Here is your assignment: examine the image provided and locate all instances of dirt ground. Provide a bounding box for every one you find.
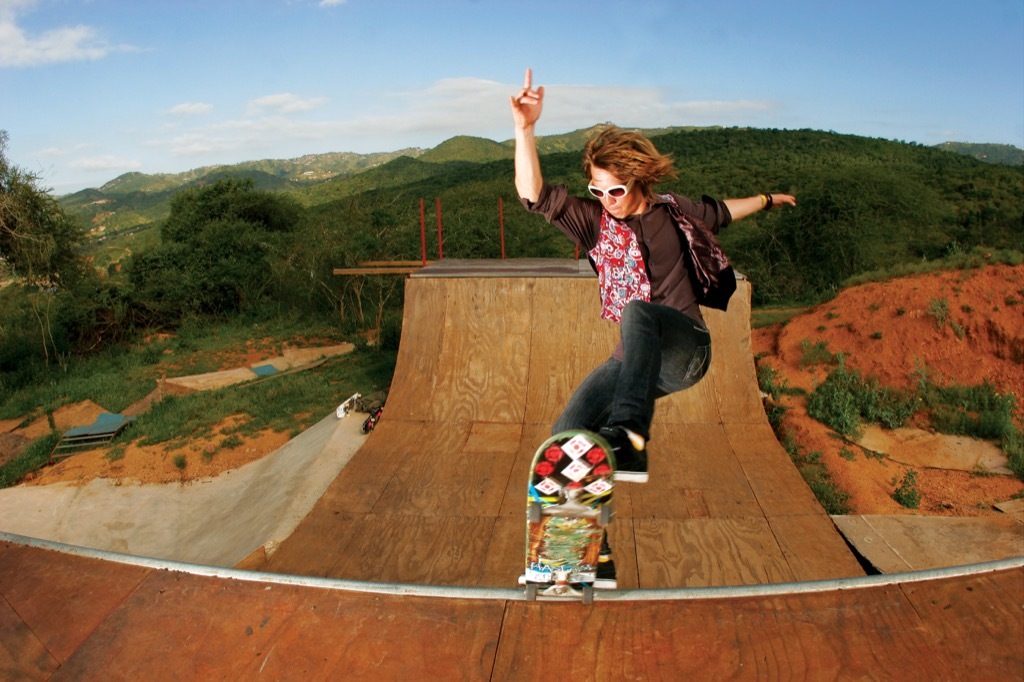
[6,265,1024,517]
[753,262,1024,517]
[10,338,338,487]
[21,416,292,487]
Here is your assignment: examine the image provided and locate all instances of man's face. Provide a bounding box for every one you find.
[588,167,646,219]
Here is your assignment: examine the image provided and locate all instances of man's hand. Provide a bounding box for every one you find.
[510,67,544,129]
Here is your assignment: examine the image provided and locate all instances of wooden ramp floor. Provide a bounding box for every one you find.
[258,259,864,588]
[2,537,1021,680]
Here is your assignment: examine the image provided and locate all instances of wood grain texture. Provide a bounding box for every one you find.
[267,260,861,588]
[3,536,1021,679]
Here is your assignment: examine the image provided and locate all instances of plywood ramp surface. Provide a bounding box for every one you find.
[266,259,863,588]
[2,540,1021,680]
[833,514,1024,573]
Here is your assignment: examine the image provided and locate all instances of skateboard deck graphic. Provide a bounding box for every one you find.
[523,430,615,602]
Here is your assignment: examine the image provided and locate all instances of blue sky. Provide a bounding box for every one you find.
[2,0,1022,195]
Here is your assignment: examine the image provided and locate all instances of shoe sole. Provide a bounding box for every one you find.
[613,470,649,483]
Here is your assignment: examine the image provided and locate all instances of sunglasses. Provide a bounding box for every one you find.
[587,179,633,199]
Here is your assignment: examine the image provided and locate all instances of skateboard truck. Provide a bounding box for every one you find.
[526,570,594,603]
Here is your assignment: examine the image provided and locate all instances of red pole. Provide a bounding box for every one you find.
[499,196,506,259]
[436,197,443,260]
[419,199,427,266]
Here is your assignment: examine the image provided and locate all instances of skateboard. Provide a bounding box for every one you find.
[336,392,362,418]
[523,430,615,603]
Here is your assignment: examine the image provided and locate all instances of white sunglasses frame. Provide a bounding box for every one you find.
[587,179,634,199]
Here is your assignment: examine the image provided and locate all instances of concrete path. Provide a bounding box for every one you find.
[0,412,365,566]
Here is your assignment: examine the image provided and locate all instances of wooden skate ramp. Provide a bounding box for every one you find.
[263,259,864,587]
[3,258,1022,679]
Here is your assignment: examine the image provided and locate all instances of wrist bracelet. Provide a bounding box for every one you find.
[759,194,768,208]
[764,193,774,210]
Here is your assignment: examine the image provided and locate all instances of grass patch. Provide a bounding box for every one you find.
[0,431,61,488]
[756,364,785,402]
[220,434,244,450]
[0,313,351,422]
[916,376,1024,479]
[807,359,917,439]
[782,435,852,515]
[799,339,839,368]
[806,360,1024,481]
[756,366,851,515]
[918,379,1017,440]
[840,247,1023,289]
[0,314,397,488]
[751,307,809,329]
[133,348,395,448]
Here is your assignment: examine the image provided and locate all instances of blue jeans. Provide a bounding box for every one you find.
[552,300,712,440]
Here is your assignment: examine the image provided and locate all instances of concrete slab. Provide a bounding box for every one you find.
[0,412,366,566]
[162,343,355,392]
[857,425,1011,474]
[995,497,1024,522]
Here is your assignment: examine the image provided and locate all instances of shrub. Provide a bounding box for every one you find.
[892,470,921,509]
[799,339,839,368]
[756,364,784,401]
[807,359,916,439]
[926,297,950,330]
[922,380,1016,440]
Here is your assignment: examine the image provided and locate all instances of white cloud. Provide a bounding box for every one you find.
[368,77,775,141]
[140,77,778,164]
[35,142,93,157]
[246,93,328,116]
[319,0,348,7]
[168,102,213,117]
[0,0,137,67]
[67,154,141,172]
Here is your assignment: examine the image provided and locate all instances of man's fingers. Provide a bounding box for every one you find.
[516,84,543,104]
[523,67,532,90]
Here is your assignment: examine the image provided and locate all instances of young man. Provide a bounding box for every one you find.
[511,68,796,483]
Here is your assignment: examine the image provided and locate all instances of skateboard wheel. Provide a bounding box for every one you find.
[582,585,594,604]
[528,501,542,523]
[526,583,538,601]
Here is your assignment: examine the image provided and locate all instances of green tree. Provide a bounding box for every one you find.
[127,178,301,324]
[0,131,88,288]
[762,166,951,298]
[0,131,103,373]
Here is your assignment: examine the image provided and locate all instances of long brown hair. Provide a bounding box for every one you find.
[582,125,677,202]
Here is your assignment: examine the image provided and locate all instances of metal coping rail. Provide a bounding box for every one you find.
[3,530,1022,603]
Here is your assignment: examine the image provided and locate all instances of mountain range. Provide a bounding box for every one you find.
[58,127,1022,247]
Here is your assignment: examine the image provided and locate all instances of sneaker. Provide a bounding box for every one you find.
[599,426,649,483]
[594,534,617,589]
